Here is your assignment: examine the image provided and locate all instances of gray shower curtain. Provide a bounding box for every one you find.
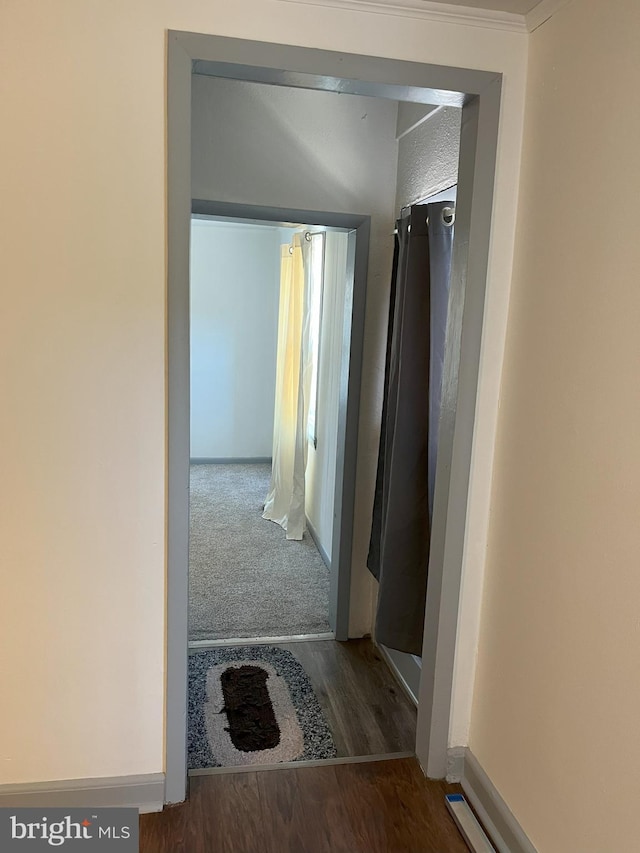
[368,202,454,656]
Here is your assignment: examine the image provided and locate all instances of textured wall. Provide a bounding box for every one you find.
[470,1,640,850]
[395,107,461,211]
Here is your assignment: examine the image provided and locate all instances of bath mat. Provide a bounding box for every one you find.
[188,646,337,769]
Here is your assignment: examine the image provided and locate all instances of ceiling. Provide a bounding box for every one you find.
[421,0,542,13]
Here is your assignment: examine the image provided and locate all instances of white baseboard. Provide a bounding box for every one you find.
[190,457,272,464]
[447,748,537,853]
[377,643,421,705]
[0,773,166,814]
[305,517,331,569]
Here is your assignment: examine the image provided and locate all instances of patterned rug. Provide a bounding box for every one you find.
[188,646,337,769]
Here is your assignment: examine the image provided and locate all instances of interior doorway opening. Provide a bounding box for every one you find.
[188,200,372,648]
[184,203,417,776]
[168,32,503,804]
[188,214,352,646]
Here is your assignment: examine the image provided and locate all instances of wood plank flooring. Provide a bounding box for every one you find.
[275,639,417,757]
[140,758,468,853]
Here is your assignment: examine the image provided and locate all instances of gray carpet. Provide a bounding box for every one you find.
[189,464,330,641]
[188,646,336,769]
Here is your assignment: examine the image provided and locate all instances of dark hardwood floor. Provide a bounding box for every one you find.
[141,758,468,853]
[275,638,417,757]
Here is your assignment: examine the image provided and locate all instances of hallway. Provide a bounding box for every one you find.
[269,639,417,757]
[140,757,468,853]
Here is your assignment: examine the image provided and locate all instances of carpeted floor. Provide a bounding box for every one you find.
[189,464,330,641]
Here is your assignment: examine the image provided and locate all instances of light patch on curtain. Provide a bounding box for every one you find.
[306,232,326,449]
[263,231,326,540]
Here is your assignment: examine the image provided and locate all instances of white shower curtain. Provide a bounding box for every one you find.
[262,233,313,540]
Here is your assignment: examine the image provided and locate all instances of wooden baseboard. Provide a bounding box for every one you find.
[0,773,165,814]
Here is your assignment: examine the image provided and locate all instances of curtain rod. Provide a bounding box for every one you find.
[288,231,324,253]
[392,203,456,235]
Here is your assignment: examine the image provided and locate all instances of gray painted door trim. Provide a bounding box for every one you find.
[191,197,370,643]
[417,80,502,778]
[167,31,502,804]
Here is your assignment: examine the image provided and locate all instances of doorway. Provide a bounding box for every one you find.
[187,199,371,647]
[188,215,343,644]
[168,33,501,803]
[184,202,414,775]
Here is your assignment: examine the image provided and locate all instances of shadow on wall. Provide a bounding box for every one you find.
[192,75,395,216]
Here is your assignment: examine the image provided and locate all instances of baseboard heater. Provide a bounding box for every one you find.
[446,794,497,853]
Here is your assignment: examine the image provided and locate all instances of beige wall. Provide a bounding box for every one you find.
[0,0,526,786]
[470,1,640,850]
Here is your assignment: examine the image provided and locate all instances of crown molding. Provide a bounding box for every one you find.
[279,0,575,34]
[526,0,572,32]
[278,0,528,34]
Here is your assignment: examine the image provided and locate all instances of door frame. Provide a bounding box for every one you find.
[167,31,502,804]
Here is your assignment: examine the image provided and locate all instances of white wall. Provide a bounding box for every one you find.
[190,219,280,459]
[192,76,400,634]
[0,0,527,788]
[305,231,350,558]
